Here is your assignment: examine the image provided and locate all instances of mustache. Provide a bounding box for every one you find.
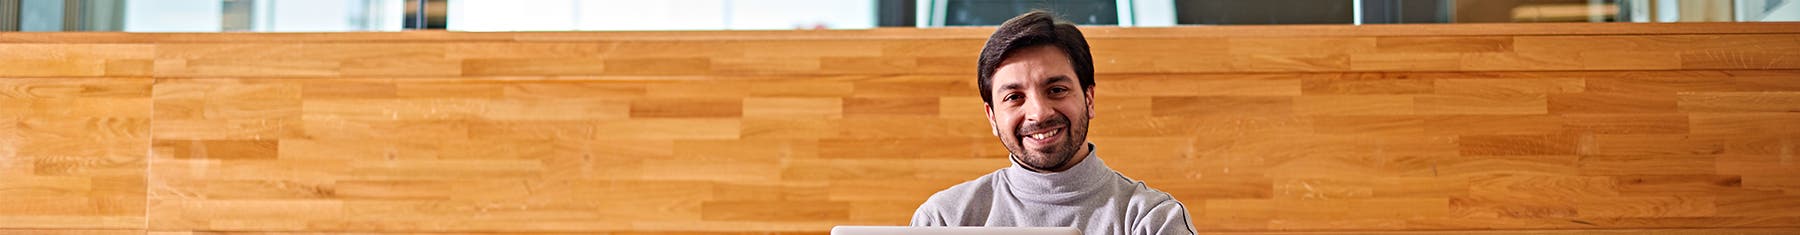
[1017,114,1069,134]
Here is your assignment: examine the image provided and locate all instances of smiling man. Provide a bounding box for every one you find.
[909,11,1196,235]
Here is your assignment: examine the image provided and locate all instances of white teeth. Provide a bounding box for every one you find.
[1026,129,1058,140]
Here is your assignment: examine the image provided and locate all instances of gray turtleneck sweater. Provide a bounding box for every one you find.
[911,144,1196,235]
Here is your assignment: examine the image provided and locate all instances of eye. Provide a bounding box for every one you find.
[1003,93,1024,101]
[1048,86,1068,94]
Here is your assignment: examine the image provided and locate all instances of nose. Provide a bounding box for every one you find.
[1022,95,1051,123]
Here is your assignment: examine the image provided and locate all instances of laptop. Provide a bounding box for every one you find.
[831,226,1082,235]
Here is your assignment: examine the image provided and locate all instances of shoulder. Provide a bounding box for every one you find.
[1110,173,1197,235]
[921,169,1003,210]
[914,169,1006,225]
[1104,172,1181,210]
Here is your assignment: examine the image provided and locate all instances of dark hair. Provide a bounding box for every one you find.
[977,10,1096,105]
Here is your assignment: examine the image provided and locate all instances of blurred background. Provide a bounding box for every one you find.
[0,0,1795,32]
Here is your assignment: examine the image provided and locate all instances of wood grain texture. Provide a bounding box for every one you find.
[0,77,151,231]
[2,23,1799,234]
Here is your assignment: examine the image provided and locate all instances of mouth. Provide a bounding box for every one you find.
[1018,125,1066,146]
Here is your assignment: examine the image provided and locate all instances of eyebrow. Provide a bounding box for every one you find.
[997,75,1074,92]
[1043,75,1071,87]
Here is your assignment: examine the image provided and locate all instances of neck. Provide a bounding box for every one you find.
[1002,143,1111,205]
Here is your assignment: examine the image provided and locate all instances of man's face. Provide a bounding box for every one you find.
[985,45,1095,173]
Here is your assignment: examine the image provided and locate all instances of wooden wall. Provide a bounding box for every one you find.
[2,22,1799,234]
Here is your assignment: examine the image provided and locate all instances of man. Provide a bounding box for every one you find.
[910,11,1197,235]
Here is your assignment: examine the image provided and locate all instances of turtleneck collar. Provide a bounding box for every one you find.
[1001,143,1114,205]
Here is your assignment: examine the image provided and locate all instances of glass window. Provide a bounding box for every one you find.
[125,0,221,32]
[262,0,404,31]
[3,0,404,32]
[1453,0,1622,23]
[936,0,1118,26]
[1740,0,1800,21]
[446,0,876,31]
[1174,0,1355,25]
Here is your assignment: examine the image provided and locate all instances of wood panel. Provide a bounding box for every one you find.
[2,23,1799,234]
[0,77,152,231]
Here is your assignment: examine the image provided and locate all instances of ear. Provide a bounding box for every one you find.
[1084,85,1097,119]
[985,103,1000,137]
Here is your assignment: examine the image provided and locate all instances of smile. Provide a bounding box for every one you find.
[1025,129,1059,140]
[1019,126,1065,144]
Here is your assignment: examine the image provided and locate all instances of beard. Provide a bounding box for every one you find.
[1000,111,1090,172]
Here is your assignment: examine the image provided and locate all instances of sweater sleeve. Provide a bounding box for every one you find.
[1136,199,1197,235]
[911,202,946,226]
